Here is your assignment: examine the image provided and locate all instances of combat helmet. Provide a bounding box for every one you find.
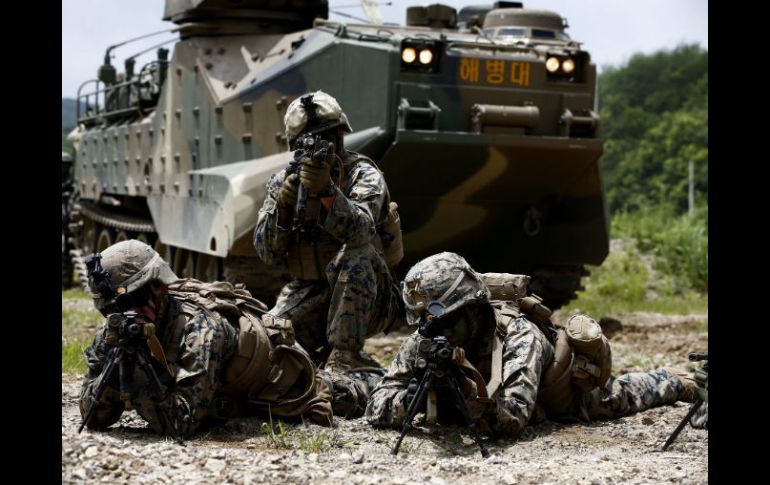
[402,252,491,327]
[86,239,178,313]
[283,90,352,147]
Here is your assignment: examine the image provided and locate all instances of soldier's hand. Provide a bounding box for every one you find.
[467,396,496,422]
[300,155,331,194]
[278,173,300,209]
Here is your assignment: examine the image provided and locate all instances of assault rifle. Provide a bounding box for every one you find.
[286,133,331,233]
[79,254,184,444]
[391,301,490,458]
[661,352,708,451]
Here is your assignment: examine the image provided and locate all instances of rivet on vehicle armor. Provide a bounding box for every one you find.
[174,182,180,192]
[161,127,165,136]
[175,109,182,118]
[193,107,200,116]
[161,156,166,164]
[215,106,223,115]
[242,134,252,143]
[205,63,213,70]
[204,48,212,55]
[218,47,225,55]
[215,135,223,145]
[174,153,181,163]
[176,67,182,76]
[242,103,252,112]
[149,127,154,136]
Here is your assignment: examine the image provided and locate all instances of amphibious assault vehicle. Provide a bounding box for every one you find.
[65,0,607,307]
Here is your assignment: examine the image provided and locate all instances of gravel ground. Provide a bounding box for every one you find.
[62,311,707,484]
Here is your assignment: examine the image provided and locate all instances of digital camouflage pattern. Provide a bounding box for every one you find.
[254,150,399,357]
[81,288,381,436]
[367,293,697,435]
[401,252,490,325]
[80,297,237,435]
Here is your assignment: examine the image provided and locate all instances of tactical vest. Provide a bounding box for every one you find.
[168,279,333,424]
[481,275,612,419]
[286,152,403,280]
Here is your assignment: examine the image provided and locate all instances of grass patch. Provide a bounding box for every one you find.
[261,408,293,449]
[566,210,708,318]
[62,308,103,339]
[62,288,91,300]
[62,291,101,375]
[260,408,345,453]
[62,340,89,373]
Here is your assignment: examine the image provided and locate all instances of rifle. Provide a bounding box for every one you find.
[79,254,184,444]
[391,301,490,458]
[286,133,331,234]
[661,352,708,451]
[79,311,184,444]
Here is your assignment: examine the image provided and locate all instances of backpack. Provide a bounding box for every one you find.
[168,278,333,423]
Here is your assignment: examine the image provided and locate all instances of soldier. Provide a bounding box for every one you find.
[62,151,74,287]
[254,90,402,371]
[366,252,707,436]
[79,240,377,438]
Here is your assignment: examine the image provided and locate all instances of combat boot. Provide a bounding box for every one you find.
[324,348,382,372]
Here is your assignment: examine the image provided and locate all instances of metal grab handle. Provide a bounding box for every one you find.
[470,104,540,133]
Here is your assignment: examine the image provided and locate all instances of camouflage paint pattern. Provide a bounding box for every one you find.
[366,302,694,436]
[69,1,607,306]
[255,151,399,356]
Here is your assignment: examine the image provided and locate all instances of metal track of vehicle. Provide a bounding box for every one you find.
[79,201,155,233]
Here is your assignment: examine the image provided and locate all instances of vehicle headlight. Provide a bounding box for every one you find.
[562,58,575,73]
[546,57,560,73]
[401,39,441,73]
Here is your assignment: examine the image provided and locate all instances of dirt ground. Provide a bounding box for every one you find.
[62,310,707,484]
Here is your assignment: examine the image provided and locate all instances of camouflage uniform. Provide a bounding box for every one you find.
[253,92,399,364]
[366,252,700,435]
[80,240,377,437]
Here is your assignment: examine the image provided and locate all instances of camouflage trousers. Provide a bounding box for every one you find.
[269,244,400,362]
[319,368,385,418]
[575,368,689,421]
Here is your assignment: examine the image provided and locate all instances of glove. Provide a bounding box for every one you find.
[467,396,496,422]
[277,173,299,209]
[300,141,335,194]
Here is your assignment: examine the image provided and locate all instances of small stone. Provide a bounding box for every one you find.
[352,452,364,464]
[641,416,655,425]
[308,453,318,463]
[331,470,346,479]
[339,453,352,461]
[84,446,98,458]
[205,459,226,473]
[72,468,87,480]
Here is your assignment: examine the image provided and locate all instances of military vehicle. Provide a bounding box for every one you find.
[65,0,607,307]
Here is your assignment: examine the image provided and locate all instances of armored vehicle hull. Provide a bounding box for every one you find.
[67,1,608,307]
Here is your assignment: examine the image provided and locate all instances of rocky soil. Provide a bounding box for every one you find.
[62,311,707,484]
